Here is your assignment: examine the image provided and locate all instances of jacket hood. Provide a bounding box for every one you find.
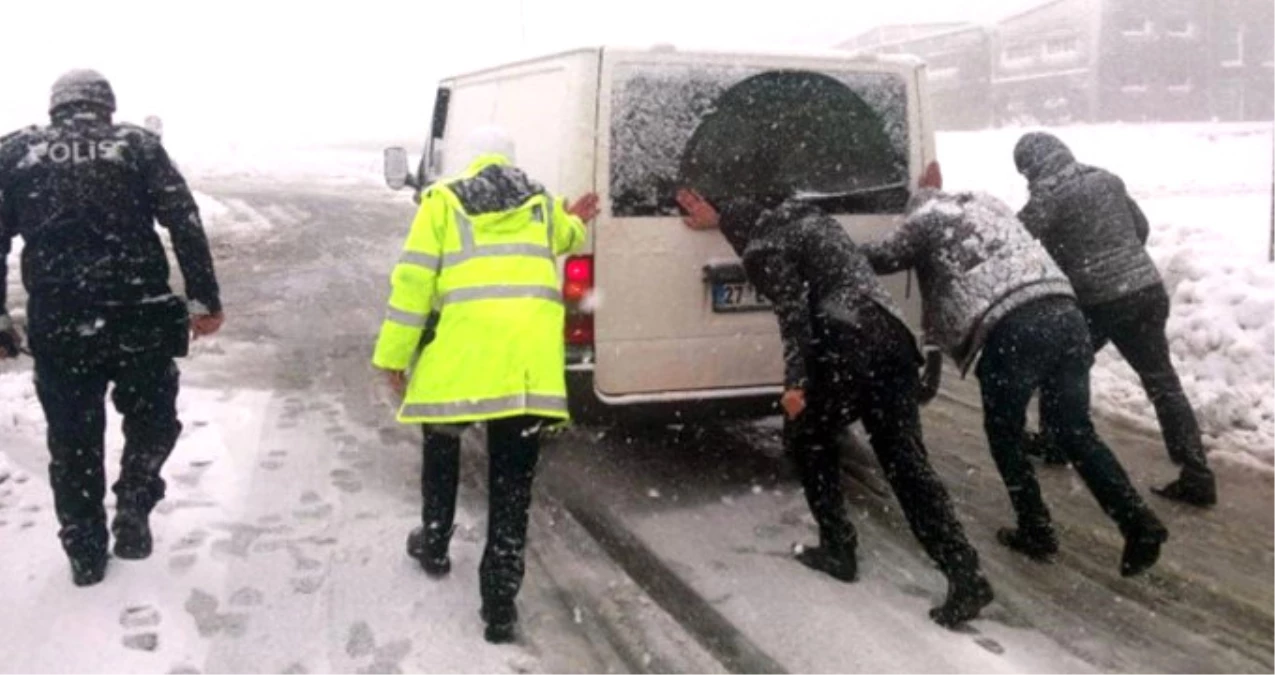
[1014,132,1076,182]
[716,195,787,255]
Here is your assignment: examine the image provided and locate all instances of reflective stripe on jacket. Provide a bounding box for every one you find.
[372,154,587,423]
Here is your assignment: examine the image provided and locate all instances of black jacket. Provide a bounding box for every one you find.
[0,111,220,354]
[719,198,917,390]
[1014,132,1160,307]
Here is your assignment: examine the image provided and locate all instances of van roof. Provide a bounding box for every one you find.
[439,45,923,83]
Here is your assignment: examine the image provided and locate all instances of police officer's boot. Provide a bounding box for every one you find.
[480,602,518,644]
[112,495,154,560]
[407,524,454,577]
[61,520,109,587]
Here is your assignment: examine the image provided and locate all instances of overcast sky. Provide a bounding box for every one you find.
[0,0,1036,151]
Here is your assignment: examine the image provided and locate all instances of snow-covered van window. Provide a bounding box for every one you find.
[609,63,910,217]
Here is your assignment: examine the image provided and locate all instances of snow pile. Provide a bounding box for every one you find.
[940,122,1274,469]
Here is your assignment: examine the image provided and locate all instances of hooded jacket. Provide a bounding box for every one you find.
[1014,132,1161,306]
[862,190,1075,375]
[718,197,916,390]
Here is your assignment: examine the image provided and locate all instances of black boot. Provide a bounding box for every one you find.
[112,509,153,560]
[70,553,108,587]
[61,520,109,587]
[793,541,857,583]
[480,602,517,644]
[1152,469,1217,508]
[930,572,993,628]
[1023,431,1067,466]
[996,525,1059,562]
[407,526,452,577]
[1120,517,1169,577]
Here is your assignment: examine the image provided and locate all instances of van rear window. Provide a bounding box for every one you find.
[610,63,910,217]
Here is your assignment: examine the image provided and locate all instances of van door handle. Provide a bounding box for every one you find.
[702,262,748,284]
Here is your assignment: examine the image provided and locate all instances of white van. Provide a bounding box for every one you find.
[384,46,941,422]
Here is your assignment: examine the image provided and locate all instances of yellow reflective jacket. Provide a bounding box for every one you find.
[372,154,587,424]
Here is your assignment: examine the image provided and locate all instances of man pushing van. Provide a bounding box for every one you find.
[677,188,994,628]
[373,126,598,643]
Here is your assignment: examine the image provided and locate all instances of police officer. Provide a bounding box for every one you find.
[676,188,994,629]
[0,70,224,586]
[862,189,1167,576]
[373,126,598,644]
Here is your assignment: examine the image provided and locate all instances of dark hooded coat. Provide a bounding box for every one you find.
[1014,132,1161,307]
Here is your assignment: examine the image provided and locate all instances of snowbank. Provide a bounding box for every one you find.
[939,122,1274,469]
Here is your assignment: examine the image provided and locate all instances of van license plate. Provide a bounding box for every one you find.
[711,282,771,313]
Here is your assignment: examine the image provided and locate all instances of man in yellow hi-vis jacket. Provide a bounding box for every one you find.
[373,126,598,644]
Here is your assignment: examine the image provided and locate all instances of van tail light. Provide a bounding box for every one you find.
[563,255,593,305]
[920,160,943,190]
[563,255,594,346]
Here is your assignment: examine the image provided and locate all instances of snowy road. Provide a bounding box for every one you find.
[0,170,1271,673]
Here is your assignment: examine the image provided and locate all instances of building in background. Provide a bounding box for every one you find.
[845,23,995,130]
[838,0,1274,128]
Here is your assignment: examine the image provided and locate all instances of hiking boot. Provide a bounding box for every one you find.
[481,603,517,644]
[70,553,108,587]
[1023,431,1067,466]
[1120,519,1169,577]
[930,573,994,628]
[1152,470,1217,508]
[407,526,452,577]
[112,509,153,560]
[793,542,857,583]
[996,526,1059,562]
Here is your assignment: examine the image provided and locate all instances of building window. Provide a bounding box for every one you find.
[1165,16,1196,39]
[1167,77,1193,94]
[1122,17,1152,37]
[1002,43,1036,66]
[1120,74,1148,94]
[1220,26,1245,67]
[1043,36,1080,57]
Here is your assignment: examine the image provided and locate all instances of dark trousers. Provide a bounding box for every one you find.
[980,298,1154,535]
[785,307,980,578]
[421,415,544,617]
[1084,285,1210,477]
[34,352,182,557]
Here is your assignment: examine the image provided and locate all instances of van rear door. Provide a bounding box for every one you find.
[592,49,926,400]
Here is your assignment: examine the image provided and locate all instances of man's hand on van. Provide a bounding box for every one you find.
[781,388,806,420]
[675,188,719,230]
[566,193,600,222]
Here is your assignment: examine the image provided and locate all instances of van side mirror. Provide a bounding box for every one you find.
[384,147,417,191]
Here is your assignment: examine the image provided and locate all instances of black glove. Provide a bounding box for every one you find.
[918,345,943,405]
[0,315,21,358]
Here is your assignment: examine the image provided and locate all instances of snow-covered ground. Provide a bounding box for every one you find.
[939,122,1274,470]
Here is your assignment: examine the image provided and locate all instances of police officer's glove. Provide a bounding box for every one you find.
[918,345,943,405]
[0,314,22,359]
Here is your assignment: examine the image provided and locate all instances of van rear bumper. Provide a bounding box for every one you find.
[566,366,781,424]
